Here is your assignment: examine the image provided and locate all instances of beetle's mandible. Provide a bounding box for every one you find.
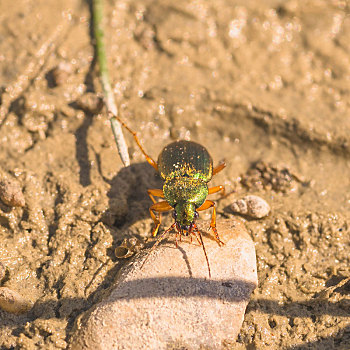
[115,116,226,277]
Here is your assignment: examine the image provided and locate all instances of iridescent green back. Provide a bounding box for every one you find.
[157,140,213,182]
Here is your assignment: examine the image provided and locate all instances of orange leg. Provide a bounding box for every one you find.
[149,200,173,236]
[197,200,224,246]
[213,162,226,176]
[208,185,225,197]
[112,114,158,171]
[147,189,164,204]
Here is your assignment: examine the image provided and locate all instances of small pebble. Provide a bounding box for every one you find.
[69,219,257,350]
[49,62,73,87]
[75,93,104,114]
[0,287,33,314]
[0,178,25,207]
[22,112,48,134]
[230,195,270,219]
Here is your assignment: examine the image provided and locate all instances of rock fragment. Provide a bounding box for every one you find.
[230,195,270,219]
[0,178,25,207]
[69,219,257,350]
[75,93,104,114]
[0,287,33,314]
[49,62,73,87]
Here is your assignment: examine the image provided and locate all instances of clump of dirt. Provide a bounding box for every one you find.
[240,161,300,193]
[0,0,349,349]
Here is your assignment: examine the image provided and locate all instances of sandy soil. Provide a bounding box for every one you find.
[0,0,349,349]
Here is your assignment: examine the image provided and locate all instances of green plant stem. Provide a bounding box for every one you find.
[93,0,130,166]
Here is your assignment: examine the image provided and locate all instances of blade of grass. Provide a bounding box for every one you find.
[92,0,130,166]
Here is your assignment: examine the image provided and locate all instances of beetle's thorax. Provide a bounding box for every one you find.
[163,177,208,208]
[163,177,208,228]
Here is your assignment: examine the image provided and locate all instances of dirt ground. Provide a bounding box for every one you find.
[0,0,349,349]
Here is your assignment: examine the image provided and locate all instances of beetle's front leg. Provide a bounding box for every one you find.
[147,189,164,204]
[197,200,224,246]
[208,185,226,197]
[149,201,172,237]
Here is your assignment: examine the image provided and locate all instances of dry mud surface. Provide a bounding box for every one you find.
[0,0,349,349]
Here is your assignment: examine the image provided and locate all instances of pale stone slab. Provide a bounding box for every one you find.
[70,219,257,350]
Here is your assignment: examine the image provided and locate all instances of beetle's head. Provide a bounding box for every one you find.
[173,202,199,235]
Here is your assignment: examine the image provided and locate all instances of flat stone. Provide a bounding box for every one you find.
[0,287,33,314]
[69,219,257,350]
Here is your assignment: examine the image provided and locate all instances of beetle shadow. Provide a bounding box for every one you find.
[98,160,164,245]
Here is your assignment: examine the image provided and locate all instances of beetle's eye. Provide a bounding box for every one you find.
[172,211,177,219]
[194,211,199,219]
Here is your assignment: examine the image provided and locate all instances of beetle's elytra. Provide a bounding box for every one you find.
[158,140,213,182]
[115,117,226,277]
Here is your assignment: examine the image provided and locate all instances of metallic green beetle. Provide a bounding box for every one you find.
[116,117,226,277]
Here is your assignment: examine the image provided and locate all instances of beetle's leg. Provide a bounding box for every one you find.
[212,162,226,176]
[208,185,226,197]
[197,200,224,246]
[112,114,158,171]
[175,232,179,247]
[190,225,202,246]
[148,190,166,235]
[149,201,173,237]
[147,189,164,204]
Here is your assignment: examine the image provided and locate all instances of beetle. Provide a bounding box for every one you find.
[115,116,226,277]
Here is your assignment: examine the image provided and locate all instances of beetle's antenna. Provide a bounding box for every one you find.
[192,223,211,278]
[140,223,176,270]
[109,112,158,171]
